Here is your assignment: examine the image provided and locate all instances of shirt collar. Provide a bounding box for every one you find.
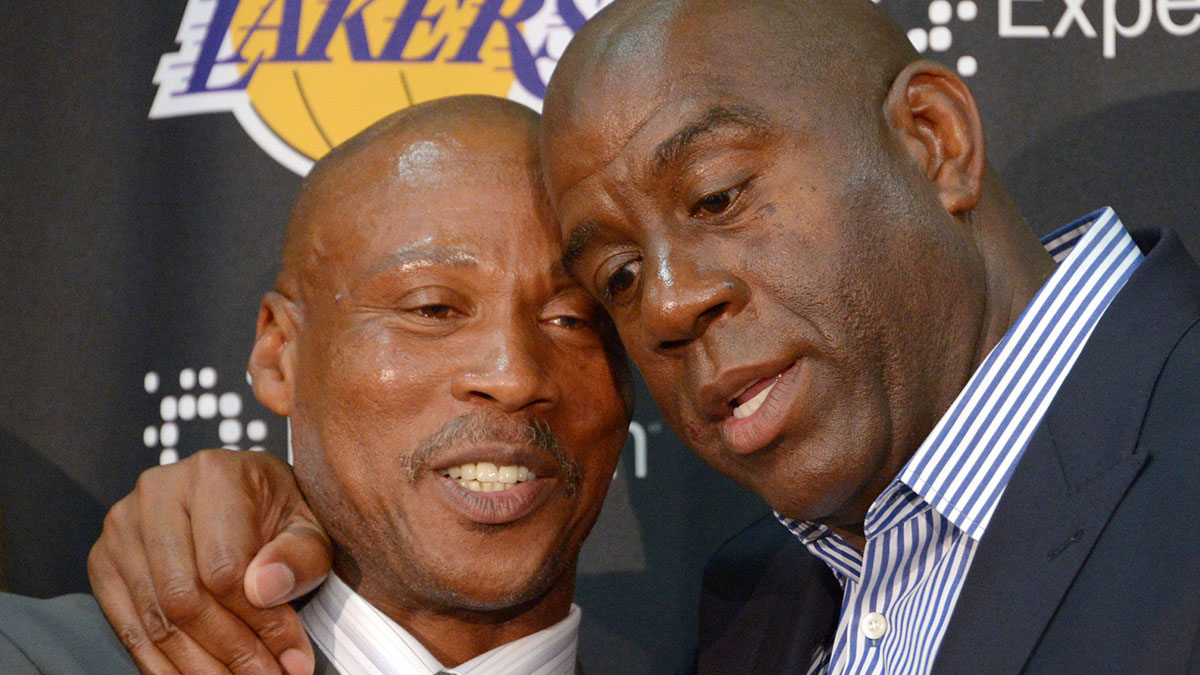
[299,573,581,675]
[779,207,1143,547]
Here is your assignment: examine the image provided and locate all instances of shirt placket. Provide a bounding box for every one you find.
[831,488,929,675]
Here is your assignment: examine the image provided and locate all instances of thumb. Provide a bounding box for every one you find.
[244,512,332,608]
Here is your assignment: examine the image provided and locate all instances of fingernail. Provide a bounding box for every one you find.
[280,648,314,675]
[250,561,296,606]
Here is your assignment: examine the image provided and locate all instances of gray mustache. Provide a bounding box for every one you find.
[403,410,581,497]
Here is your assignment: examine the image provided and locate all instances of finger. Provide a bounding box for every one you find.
[186,462,315,675]
[137,471,282,675]
[210,602,313,675]
[88,539,218,675]
[230,452,332,610]
[244,517,332,608]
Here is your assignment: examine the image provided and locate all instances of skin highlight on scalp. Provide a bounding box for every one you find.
[278,95,545,302]
[544,0,919,172]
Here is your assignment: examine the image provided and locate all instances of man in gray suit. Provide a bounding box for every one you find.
[1,95,630,675]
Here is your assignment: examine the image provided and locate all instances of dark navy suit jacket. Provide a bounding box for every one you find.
[692,230,1200,674]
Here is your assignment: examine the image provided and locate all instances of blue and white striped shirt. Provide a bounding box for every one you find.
[299,573,580,675]
[778,208,1143,675]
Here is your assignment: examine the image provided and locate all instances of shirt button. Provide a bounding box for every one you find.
[861,612,889,640]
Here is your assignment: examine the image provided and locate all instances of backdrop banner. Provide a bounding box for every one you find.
[1,1,1196,672]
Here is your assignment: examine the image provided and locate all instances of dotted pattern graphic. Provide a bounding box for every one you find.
[877,0,980,77]
[143,368,268,465]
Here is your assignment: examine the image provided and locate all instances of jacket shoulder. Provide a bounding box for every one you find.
[0,592,137,674]
[693,516,839,674]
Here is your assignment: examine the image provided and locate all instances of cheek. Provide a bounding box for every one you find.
[548,347,628,501]
[294,325,463,480]
[635,363,709,449]
[323,327,448,413]
[561,365,628,466]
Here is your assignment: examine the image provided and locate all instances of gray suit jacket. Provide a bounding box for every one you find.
[0,592,137,673]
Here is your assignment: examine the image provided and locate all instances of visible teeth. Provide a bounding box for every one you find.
[441,462,536,491]
[455,481,508,492]
[732,380,777,419]
[476,462,498,482]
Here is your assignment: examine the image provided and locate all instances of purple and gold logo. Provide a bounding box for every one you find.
[150,0,608,174]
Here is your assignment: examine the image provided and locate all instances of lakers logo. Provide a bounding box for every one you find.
[150,0,607,175]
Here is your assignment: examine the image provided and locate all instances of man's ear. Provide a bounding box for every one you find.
[249,292,299,416]
[884,60,986,215]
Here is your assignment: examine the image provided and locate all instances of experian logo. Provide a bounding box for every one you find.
[999,0,1199,57]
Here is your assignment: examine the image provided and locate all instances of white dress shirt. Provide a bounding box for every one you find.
[299,573,581,675]
[778,208,1144,674]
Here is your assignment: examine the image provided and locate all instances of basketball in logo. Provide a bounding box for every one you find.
[151,0,605,175]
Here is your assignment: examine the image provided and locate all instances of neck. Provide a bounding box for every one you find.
[969,178,1057,371]
[828,525,868,551]
[826,182,1055,554]
[336,558,576,668]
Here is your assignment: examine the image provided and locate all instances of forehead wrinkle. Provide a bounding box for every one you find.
[652,104,774,173]
[366,244,481,277]
[545,90,671,202]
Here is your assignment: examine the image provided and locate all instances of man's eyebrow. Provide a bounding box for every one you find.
[653,104,773,171]
[368,244,480,275]
[562,223,597,272]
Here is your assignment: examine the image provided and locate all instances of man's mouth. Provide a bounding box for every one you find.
[730,374,783,419]
[439,461,537,493]
[409,411,578,525]
[431,456,556,525]
[718,360,808,455]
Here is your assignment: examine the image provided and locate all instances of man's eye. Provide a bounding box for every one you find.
[603,260,640,302]
[548,315,587,329]
[414,304,455,319]
[691,186,741,217]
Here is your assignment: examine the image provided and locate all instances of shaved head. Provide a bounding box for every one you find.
[553,0,920,88]
[278,95,544,301]
[544,0,919,166]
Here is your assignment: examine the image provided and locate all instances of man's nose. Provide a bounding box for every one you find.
[641,247,746,354]
[450,322,561,413]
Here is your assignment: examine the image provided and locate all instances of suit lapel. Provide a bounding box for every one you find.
[930,425,1146,675]
[933,230,1200,675]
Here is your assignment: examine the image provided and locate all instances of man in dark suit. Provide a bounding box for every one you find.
[541,1,1200,672]
[693,225,1200,673]
[88,0,1200,673]
[6,95,628,675]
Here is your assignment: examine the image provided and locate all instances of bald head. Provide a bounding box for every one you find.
[278,95,544,300]
[545,0,918,158]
